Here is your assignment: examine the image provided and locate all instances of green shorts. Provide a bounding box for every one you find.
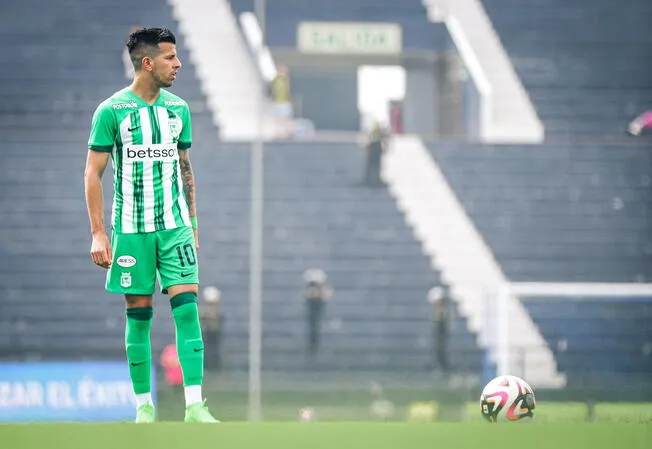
[106,226,199,295]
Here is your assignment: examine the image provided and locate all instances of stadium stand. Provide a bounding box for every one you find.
[428,141,652,385]
[198,142,482,373]
[482,0,652,140]
[425,0,652,387]
[428,142,652,284]
[0,0,649,393]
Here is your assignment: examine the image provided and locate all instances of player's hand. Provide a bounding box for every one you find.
[193,229,200,253]
[90,232,113,269]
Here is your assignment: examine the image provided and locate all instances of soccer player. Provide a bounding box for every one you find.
[84,27,218,423]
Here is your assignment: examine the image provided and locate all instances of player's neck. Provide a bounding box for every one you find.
[129,77,161,105]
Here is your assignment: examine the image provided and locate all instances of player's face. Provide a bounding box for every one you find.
[151,43,182,88]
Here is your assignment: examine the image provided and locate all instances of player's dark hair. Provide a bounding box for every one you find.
[126,27,176,70]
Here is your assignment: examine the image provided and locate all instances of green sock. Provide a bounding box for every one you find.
[171,292,204,386]
[125,307,153,395]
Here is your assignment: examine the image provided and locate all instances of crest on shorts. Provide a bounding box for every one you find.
[121,272,132,288]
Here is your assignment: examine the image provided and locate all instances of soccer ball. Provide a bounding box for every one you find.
[480,375,536,423]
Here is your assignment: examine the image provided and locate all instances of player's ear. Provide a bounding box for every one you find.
[141,56,154,72]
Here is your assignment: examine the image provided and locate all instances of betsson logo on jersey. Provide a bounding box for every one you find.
[124,144,178,161]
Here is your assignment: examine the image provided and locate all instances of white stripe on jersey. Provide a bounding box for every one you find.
[139,108,155,232]
[176,158,192,227]
[142,161,155,232]
[119,116,135,233]
[111,147,118,231]
[156,108,179,229]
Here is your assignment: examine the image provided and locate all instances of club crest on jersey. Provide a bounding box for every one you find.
[121,272,132,288]
[168,116,182,139]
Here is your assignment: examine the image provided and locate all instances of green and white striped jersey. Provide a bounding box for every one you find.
[88,87,192,234]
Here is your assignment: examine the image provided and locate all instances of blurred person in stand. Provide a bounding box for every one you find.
[303,268,333,358]
[389,101,403,135]
[160,343,183,387]
[364,121,390,187]
[200,286,224,372]
[270,65,294,138]
[428,284,451,375]
[627,110,652,136]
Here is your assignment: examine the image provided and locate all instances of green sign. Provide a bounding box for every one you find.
[298,22,402,55]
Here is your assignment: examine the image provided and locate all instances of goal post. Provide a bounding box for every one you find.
[508,283,652,299]
[489,282,652,385]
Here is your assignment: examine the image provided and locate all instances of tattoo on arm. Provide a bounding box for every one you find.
[179,154,197,217]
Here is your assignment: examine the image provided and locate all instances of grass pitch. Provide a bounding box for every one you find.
[1,422,650,449]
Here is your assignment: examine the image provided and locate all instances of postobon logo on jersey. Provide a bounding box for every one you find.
[124,144,178,161]
[113,102,137,110]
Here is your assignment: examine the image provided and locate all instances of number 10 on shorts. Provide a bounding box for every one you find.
[176,243,196,267]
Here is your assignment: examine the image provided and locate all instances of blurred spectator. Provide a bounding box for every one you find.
[627,111,652,136]
[364,121,390,187]
[389,100,404,135]
[303,268,333,358]
[122,25,143,80]
[428,285,451,374]
[270,65,294,138]
[200,286,224,372]
[160,343,183,387]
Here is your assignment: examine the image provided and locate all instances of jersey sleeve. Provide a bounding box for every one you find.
[88,102,117,152]
[178,104,192,150]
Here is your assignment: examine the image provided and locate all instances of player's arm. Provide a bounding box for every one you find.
[85,101,116,268]
[84,150,112,268]
[178,149,196,217]
[178,149,199,250]
[177,102,198,249]
[84,150,110,235]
